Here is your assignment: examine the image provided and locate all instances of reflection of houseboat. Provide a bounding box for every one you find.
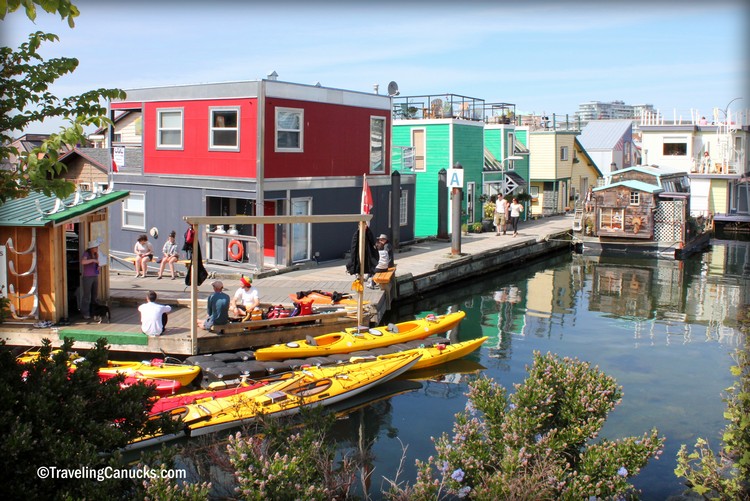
[575,165,710,259]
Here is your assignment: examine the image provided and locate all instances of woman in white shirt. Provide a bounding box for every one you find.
[509,198,524,237]
[133,234,154,278]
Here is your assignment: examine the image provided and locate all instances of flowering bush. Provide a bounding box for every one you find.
[674,313,750,498]
[226,411,357,500]
[385,351,664,499]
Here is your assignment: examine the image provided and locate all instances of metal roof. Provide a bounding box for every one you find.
[578,119,633,150]
[593,180,663,194]
[0,190,129,227]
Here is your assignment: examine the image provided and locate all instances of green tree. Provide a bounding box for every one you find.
[0,1,125,203]
[0,338,181,500]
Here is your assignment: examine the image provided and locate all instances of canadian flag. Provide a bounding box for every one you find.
[111,159,118,173]
[361,175,373,215]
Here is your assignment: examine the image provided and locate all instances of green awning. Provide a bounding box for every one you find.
[0,190,129,227]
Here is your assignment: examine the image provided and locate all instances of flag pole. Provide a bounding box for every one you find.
[358,174,366,331]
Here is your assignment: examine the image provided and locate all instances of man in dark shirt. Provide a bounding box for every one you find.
[198,280,230,330]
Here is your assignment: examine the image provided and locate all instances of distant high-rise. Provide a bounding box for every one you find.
[576,100,654,124]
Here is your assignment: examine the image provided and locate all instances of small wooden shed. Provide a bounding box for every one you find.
[0,189,129,323]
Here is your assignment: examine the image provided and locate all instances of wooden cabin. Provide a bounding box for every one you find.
[0,190,128,324]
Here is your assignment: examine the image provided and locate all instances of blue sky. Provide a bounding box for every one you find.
[2,0,748,133]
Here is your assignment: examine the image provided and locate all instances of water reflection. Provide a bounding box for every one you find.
[376,241,747,500]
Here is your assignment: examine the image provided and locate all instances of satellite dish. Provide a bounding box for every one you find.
[387,81,400,96]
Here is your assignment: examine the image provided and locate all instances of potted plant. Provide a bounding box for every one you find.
[482,198,496,232]
[472,222,483,233]
[584,217,594,236]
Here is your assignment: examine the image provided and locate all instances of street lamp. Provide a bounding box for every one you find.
[721,97,743,122]
[500,155,524,196]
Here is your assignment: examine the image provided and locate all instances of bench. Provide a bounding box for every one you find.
[211,310,349,334]
[120,256,195,276]
[372,267,397,303]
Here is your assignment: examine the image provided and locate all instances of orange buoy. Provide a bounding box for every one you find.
[227,239,244,261]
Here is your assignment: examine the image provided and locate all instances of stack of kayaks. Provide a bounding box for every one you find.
[128,352,421,449]
[253,311,466,361]
[17,350,199,394]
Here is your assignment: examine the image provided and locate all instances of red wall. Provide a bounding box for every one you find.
[263,98,390,178]
[134,98,258,177]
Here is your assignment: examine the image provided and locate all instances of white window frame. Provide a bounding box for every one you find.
[370,116,386,173]
[209,107,240,151]
[560,146,569,161]
[275,107,304,152]
[156,108,183,149]
[412,128,426,172]
[630,191,640,205]
[122,192,146,230]
[400,189,408,226]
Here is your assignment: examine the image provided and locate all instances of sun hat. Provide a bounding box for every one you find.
[87,237,102,249]
[240,276,252,287]
[378,234,388,240]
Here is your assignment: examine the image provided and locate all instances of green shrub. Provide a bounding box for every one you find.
[471,222,483,233]
[674,315,750,499]
[385,351,664,499]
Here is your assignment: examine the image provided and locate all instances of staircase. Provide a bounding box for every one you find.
[572,204,584,231]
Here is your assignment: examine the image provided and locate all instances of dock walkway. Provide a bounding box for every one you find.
[3,216,574,355]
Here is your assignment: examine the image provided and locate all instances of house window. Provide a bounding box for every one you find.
[210,108,239,150]
[156,109,183,149]
[560,146,569,161]
[113,133,122,143]
[663,137,687,156]
[599,207,624,231]
[122,192,145,229]
[370,116,386,173]
[412,129,426,172]
[400,189,408,226]
[275,107,303,152]
[630,191,640,205]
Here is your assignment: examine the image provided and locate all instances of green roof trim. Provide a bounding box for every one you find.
[0,190,129,227]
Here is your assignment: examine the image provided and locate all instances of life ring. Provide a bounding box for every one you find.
[227,240,244,261]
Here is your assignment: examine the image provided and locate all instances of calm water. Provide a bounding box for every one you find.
[333,240,748,500]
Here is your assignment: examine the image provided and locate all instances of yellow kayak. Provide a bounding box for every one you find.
[98,360,201,387]
[17,351,200,387]
[173,352,421,437]
[366,336,488,371]
[254,311,466,361]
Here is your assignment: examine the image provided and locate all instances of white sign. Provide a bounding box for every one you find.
[113,147,125,170]
[402,147,414,170]
[447,168,464,189]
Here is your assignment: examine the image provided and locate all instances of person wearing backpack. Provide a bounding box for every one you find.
[182,222,195,260]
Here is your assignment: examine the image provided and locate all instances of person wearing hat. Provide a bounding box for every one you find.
[157,230,179,280]
[230,275,260,318]
[80,238,101,319]
[368,234,394,289]
[198,280,230,330]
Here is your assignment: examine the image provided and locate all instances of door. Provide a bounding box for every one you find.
[291,198,311,262]
[412,129,425,172]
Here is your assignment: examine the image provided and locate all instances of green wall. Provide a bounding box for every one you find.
[393,122,484,237]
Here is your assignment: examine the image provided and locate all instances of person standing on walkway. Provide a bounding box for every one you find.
[198,280,230,330]
[80,239,101,319]
[509,197,524,237]
[158,230,179,280]
[495,196,509,236]
[138,290,171,336]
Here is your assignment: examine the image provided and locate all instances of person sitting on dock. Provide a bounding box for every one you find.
[230,275,260,319]
[198,280,230,330]
[139,290,172,336]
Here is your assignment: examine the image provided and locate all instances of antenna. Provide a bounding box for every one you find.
[387,81,400,96]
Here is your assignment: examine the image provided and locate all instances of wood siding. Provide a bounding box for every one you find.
[595,186,654,239]
[263,97,390,179]
[142,98,259,178]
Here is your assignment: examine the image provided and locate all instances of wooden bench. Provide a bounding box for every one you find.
[372,267,397,303]
[211,310,349,335]
[119,256,196,276]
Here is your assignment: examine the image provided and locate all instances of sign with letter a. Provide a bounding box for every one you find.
[447,168,464,189]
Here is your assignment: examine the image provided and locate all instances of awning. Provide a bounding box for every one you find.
[505,171,527,188]
[0,190,129,227]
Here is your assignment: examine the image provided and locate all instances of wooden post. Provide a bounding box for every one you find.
[190,223,198,355]
[357,220,366,331]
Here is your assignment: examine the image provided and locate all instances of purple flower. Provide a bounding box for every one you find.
[451,468,465,482]
[440,461,450,474]
[458,485,472,498]
[618,466,628,477]
[535,434,543,443]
